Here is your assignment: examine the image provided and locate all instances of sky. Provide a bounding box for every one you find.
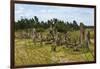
[15,4,94,26]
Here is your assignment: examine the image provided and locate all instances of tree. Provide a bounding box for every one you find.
[73,20,79,30]
[34,16,39,23]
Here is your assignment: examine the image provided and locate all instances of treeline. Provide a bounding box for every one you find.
[15,16,82,32]
[85,26,94,29]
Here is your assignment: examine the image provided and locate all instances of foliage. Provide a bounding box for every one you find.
[15,16,80,32]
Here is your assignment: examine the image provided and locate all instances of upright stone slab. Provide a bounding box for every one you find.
[80,23,85,46]
[87,31,90,43]
[85,31,90,49]
[38,32,43,46]
[32,28,36,45]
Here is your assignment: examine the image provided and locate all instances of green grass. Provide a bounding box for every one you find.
[15,38,94,66]
[15,29,95,66]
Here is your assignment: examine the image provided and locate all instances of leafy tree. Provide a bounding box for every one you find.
[34,16,39,23]
[15,16,83,33]
[73,20,79,30]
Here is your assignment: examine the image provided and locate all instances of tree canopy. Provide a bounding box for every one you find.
[15,16,81,32]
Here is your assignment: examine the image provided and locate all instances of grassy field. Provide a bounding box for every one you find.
[15,30,95,66]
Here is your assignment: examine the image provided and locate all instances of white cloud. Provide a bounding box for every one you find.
[15,4,94,25]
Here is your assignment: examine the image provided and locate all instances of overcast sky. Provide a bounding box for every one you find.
[15,4,94,26]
